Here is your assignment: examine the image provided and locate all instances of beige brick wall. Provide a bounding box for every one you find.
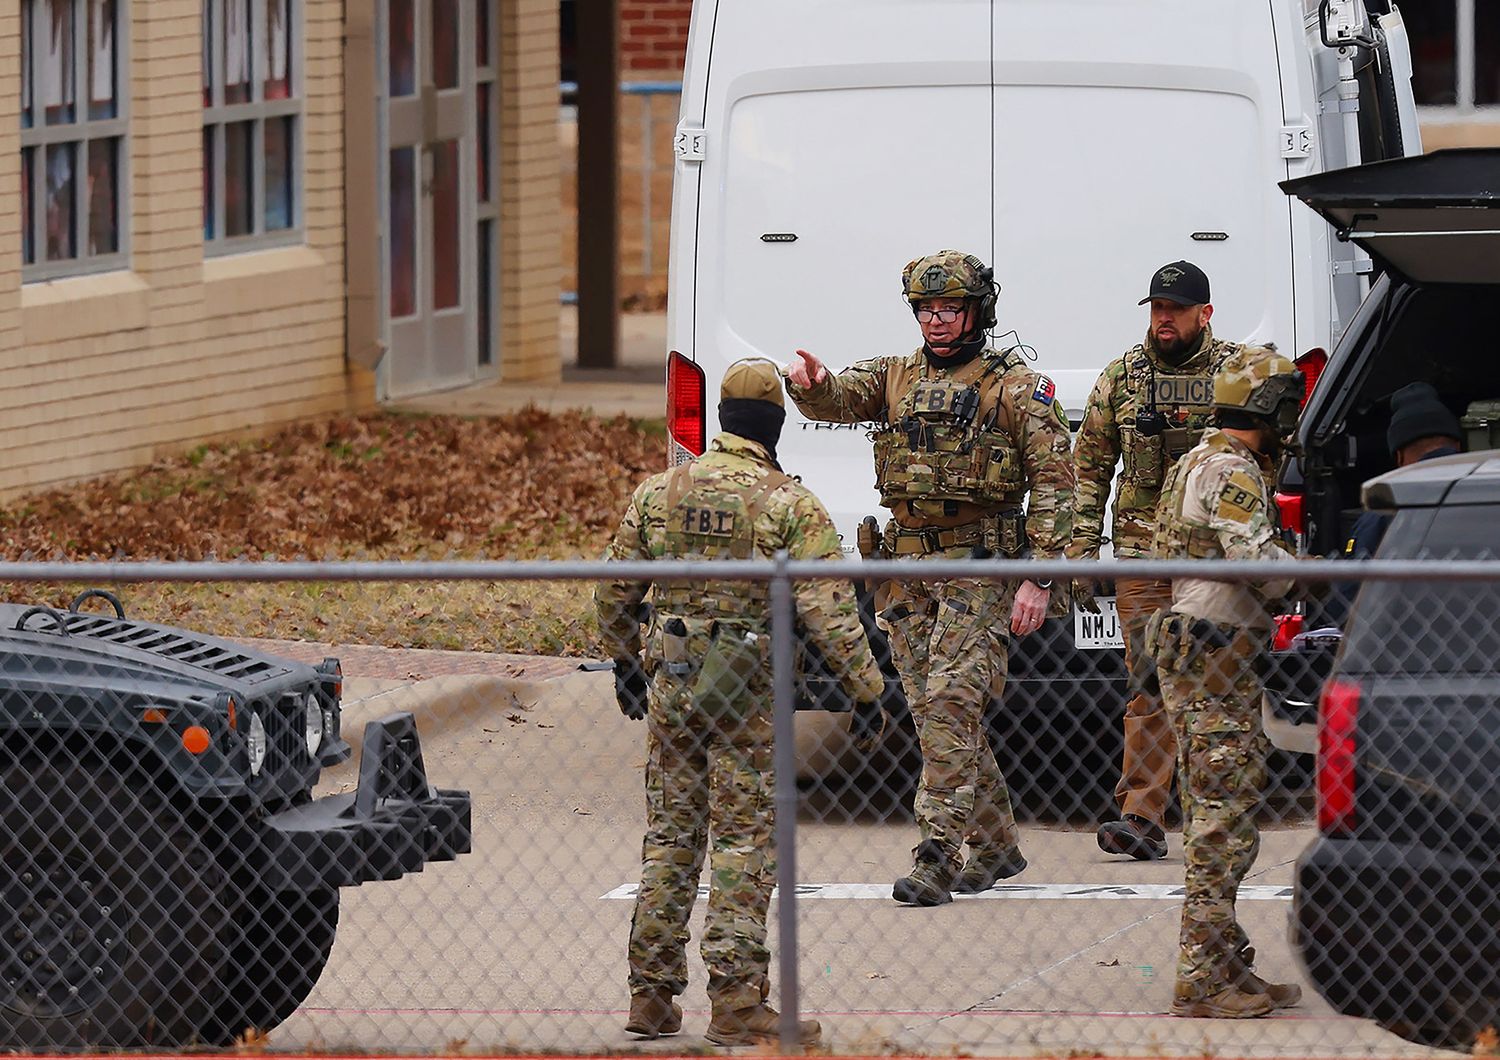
[498,0,562,383]
[1419,116,1500,150]
[0,0,373,499]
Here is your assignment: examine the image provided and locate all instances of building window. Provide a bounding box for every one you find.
[202,0,301,250]
[20,0,128,280]
[1405,0,1500,110]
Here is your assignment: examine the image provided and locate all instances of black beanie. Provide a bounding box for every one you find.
[1386,382,1462,455]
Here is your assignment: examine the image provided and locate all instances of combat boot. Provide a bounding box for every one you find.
[892,839,954,906]
[624,988,682,1038]
[1097,814,1168,861]
[1230,946,1302,1009]
[951,845,1027,893]
[705,1002,821,1047]
[1171,981,1275,1019]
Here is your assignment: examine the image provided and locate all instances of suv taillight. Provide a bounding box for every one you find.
[1274,489,1306,539]
[1318,677,1360,835]
[1272,612,1305,652]
[667,351,705,462]
[1295,347,1328,408]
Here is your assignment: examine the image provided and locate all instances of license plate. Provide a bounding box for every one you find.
[1074,596,1124,650]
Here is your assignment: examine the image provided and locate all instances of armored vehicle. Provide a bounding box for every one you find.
[0,590,471,1049]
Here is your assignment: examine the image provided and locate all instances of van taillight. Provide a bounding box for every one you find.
[1318,677,1360,835]
[1296,347,1328,408]
[1275,490,1306,536]
[667,351,705,460]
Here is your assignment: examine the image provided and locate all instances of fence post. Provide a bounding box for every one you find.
[770,549,802,1050]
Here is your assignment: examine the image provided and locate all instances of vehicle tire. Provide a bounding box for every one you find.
[199,886,339,1044]
[0,754,229,1049]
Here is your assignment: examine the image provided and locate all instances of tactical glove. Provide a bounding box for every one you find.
[849,698,886,754]
[1071,578,1101,615]
[613,657,650,721]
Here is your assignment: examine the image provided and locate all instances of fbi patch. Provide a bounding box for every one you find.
[1032,376,1056,404]
[1216,470,1265,525]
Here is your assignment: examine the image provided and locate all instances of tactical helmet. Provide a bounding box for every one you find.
[1213,345,1304,432]
[901,250,999,330]
[721,358,784,407]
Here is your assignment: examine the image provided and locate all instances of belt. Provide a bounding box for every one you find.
[885,521,984,556]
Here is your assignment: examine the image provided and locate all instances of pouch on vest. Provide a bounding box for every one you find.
[692,623,765,721]
[1121,425,1165,490]
[980,510,1027,557]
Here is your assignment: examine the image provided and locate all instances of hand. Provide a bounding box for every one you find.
[787,349,828,389]
[849,698,886,754]
[613,657,649,720]
[1071,578,1100,615]
[1010,580,1051,637]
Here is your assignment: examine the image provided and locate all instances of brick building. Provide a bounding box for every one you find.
[618,0,690,77]
[3,0,560,497]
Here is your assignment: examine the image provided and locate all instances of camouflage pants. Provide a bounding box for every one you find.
[628,665,775,1011]
[880,552,1019,869]
[1154,617,1267,994]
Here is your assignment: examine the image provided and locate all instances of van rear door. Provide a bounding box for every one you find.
[686,0,993,541]
[989,0,1292,416]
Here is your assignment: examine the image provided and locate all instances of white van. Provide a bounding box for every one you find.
[662,0,1421,797]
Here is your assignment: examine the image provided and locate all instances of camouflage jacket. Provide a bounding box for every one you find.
[1072,324,1240,559]
[785,347,1075,559]
[1151,428,1296,630]
[594,432,882,700]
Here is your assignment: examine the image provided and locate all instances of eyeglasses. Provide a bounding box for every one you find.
[915,307,965,323]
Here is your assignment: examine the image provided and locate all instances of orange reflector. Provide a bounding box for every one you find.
[141,708,167,724]
[227,697,237,729]
[182,726,212,755]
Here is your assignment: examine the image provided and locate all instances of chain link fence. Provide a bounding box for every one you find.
[0,557,1493,1056]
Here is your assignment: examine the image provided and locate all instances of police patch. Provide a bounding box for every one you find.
[1215,470,1265,525]
[1032,376,1056,404]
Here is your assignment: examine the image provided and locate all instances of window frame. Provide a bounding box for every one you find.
[202,0,305,255]
[1412,0,1500,118]
[20,0,131,283]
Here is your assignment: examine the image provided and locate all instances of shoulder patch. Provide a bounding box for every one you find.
[1032,376,1056,404]
[1215,469,1266,525]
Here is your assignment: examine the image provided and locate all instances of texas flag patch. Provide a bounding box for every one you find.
[1032,376,1056,404]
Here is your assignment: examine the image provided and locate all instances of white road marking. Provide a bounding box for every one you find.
[600,882,1292,901]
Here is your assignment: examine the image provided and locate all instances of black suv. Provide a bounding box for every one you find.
[1261,148,1500,744]
[1291,453,1500,1051]
[1278,147,1500,563]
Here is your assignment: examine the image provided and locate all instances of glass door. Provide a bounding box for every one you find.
[383,0,495,396]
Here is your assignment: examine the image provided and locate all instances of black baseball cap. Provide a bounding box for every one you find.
[1139,260,1211,307]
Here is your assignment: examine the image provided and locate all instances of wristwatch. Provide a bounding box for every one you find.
[1035,579,1054,590]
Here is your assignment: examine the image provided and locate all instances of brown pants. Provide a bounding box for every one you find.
[1114,578,1176,826]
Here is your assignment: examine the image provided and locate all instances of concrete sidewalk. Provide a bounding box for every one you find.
[391,308,666,420]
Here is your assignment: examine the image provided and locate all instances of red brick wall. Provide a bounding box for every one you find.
[619,0,690,76]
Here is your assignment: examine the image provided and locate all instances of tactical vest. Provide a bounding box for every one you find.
[651,461,791,621]
[870,349,1025,510]
[1118,342,1236,512]
[1152,430,1259,561]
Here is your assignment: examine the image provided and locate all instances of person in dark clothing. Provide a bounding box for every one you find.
[1344,382,1463,559]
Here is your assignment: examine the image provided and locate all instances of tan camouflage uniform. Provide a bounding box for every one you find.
[1071,324,1240,826]
[786,341,1074,874]
[1149,426,1294,999]
[596,432,881,1011]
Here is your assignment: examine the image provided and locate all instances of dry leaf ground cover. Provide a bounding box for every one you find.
[0,409,665,656]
